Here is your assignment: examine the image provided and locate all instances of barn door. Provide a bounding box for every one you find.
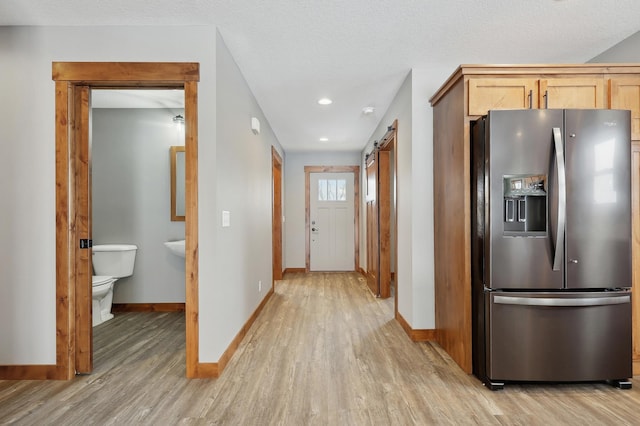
[366,156,379,295]
[366,151,391,298]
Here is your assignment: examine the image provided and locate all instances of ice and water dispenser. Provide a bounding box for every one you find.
[503,175,547,235]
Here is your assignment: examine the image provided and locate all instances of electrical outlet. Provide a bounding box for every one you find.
[258,280,262,292]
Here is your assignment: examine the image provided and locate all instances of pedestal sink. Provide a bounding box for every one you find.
[164,240,185,258]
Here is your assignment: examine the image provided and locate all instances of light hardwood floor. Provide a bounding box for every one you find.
[1,272,639,425]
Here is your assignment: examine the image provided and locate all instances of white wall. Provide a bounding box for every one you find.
[589,30,640,62]
[284,151,361,269]
[92,108,186,303]
[206,31,285,360]
[0,25,216,364]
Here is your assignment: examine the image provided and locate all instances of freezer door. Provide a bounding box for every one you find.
[486,290,632,383]
[564,110,632,289]
[486,110,564,290]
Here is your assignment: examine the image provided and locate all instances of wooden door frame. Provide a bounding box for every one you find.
[304,166,360,272]
[272,147,284,282]
[52,62,202,379]
[379,121,398,315]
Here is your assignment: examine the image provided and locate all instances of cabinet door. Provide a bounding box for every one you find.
[539,78,604,109]
[610,78,640,141]
[468,78,538,116]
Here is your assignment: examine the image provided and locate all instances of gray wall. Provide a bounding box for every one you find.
[92,108,186,303]
[589,31,640,62]
[205,31,286,359]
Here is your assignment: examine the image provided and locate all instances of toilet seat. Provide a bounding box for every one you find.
[92,275,114,286]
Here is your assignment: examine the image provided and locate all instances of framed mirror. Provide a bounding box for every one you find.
[170,146,186,221]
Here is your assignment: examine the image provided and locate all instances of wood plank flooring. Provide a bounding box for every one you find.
[1,271,639,425]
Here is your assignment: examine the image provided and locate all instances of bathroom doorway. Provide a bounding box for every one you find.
[53,62,201,379]
[90,89,187,363]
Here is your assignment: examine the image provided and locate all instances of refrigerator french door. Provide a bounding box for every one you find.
[471,109,632,390]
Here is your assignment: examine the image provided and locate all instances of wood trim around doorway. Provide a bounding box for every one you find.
[42,62,201,380]
[304,165,360,272]
[382,120,399,316]
[272,147,284,282]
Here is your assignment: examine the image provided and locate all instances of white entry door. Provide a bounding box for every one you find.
[310,172,355,271]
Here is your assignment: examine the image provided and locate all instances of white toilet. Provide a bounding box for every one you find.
[92,244,138,326]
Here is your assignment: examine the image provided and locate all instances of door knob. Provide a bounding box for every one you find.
[312,227,319,231]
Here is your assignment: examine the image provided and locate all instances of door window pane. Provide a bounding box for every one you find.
[318,178,348,201]
[328,179,337,200]
[318,179,327,200]
[337,179,347,200]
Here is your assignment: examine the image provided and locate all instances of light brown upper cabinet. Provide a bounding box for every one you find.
[609,78,640,140]
[468,76,604,116]
[539,78,604,109]
[468,78,539,116]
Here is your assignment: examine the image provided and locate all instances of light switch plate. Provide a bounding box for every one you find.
[222,210,231,227]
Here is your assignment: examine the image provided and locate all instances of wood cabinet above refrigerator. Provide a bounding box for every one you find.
[467,76,605,115]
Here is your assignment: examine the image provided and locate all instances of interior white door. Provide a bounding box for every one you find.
[310,172,355,271]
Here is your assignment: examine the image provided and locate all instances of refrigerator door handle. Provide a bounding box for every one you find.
[494,295,630,307]
[552,127,566,271]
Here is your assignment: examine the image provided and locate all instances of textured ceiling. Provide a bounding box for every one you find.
[2,0,640,152]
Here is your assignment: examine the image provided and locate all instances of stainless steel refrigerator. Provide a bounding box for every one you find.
[471,109,633,390]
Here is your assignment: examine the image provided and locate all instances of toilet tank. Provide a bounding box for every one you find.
[92,244,138,278]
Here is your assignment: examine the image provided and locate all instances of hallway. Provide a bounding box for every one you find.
[1,272,639,425]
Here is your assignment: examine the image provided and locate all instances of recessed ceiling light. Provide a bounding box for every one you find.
[319,137,329,142]
[318,98,333,105]
[362,106,375,115]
